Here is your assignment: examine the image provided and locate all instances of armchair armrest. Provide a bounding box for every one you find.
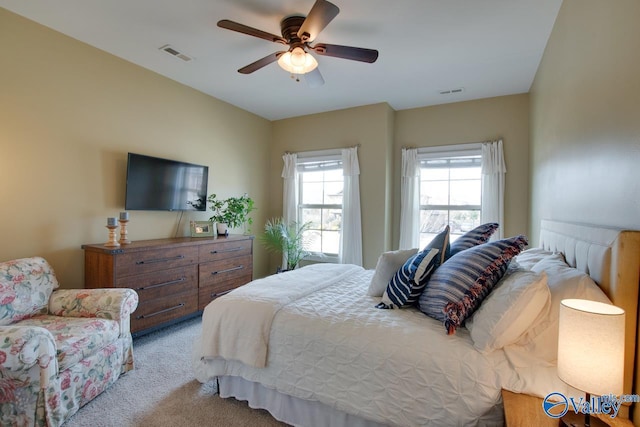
[48,288,138,320]
[48,288,139,335]
[0,325,58,378]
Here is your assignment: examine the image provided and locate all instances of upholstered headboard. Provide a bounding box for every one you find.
[539,220,640,422]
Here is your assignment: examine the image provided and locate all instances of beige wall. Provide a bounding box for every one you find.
[12,0,637,287]
[0,9,272,287]
[5,7,529,285]
[529,0,640,242]
[394,94,531,244]
[269,96,530,270]
[270,103,395,270]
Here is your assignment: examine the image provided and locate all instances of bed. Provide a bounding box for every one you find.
[192,220,640,426]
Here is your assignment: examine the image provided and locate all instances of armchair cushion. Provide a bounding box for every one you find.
[18,316,119,371]
[0,257,59,325]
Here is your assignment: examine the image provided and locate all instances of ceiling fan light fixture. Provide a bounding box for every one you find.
[278,47,318,75]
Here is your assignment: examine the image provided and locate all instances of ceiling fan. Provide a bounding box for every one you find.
[217,0,379,87]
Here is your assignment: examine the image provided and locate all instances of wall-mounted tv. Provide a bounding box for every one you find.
[125,153,209,211]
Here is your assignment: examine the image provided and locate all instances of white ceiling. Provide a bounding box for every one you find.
[0,0,562,121]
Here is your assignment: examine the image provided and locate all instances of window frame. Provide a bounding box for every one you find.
[296,151,343,262]
[417,144,483,246]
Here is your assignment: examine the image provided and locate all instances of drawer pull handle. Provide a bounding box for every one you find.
[135,255,185,265]
[136,303,185,319]
[210,247,243,254]
[211,289,233,298]
[135,277,185,291]
[211,265,243,275]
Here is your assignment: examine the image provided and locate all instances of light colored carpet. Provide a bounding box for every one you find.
[65,317,288,427]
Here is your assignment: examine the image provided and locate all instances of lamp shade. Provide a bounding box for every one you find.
[277,47,318,75]
[557,299,625,396]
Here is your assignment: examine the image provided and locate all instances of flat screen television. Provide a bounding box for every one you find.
[125,153,209,211]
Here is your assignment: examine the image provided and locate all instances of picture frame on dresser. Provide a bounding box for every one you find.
[81,234,253,337]
[190,220,215,237]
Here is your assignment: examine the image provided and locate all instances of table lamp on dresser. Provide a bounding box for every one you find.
[557,298,625,427]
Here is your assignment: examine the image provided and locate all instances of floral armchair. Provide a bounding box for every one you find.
[0,257,138,427]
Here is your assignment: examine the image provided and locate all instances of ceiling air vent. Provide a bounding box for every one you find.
[159,44,193,62]
[439,87,464,95]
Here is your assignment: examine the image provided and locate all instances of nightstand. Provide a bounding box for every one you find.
[501,390,634,427]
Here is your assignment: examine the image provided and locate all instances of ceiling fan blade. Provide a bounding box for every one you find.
[311,43,379,63]
[297,0,340,43]
[238,51,286,74]
[218,20,287,45]
[305,67,325,88]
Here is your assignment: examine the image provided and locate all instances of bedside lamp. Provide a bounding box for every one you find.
[557,299,625,427]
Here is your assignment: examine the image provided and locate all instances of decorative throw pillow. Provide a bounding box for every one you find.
[466,269,550,353]
[448,223,499,258]
[423,225,450,265]
[513,247,555,270]
[376,248,440,309]
[367,248,418,297]
[512,253,612,363]
[419,234,528,334]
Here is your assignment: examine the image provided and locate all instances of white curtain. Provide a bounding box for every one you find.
[398,148,420,249]
[339,147,363,266]
[481,140,506,239]
[281,153,298,269]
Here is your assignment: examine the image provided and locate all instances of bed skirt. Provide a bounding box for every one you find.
[218,376,506,426]
[218,376,388,427]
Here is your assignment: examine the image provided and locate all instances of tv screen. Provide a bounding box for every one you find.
[125,153,209,211]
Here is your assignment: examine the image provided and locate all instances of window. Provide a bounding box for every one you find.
[297,158,343,258]
[419,152,482,248]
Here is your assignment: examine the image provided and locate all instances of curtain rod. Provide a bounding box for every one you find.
[402,139,501,150]
[401,141,484,150]
[284,143,360,155]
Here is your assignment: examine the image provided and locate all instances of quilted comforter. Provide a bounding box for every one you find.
[193,263,524,426]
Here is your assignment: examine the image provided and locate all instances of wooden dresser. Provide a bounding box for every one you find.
[82,235,253,336]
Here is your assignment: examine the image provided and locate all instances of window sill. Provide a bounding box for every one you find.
[303,253,340,264]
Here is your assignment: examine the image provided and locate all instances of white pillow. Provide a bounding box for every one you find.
[513,247,555,270]
[467,269,550,354]
[514,253,611,363]
[367,248,418,296]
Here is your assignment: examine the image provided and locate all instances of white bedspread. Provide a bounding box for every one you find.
[198,263,364,368]
[193,264,535,426]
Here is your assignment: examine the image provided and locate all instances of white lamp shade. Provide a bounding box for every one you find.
[557,299,625,396]
[277,47,318,75]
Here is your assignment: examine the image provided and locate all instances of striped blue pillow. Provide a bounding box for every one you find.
[449,223,499,258]
[418,235,528,334]
[377,248,440,309]
[424,225,450,265]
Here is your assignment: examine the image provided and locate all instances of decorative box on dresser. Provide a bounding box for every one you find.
[82,234,253,336]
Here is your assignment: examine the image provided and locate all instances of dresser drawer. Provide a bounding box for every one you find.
[116,246,198,277]
[116,265,197,301]
[199,254,252,287]
[131,290,198,333]
[198,239,252,263]
[198,271,252,310]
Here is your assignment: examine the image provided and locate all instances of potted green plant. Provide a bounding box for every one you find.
[207,193,255,235]
[259,217,312,271]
